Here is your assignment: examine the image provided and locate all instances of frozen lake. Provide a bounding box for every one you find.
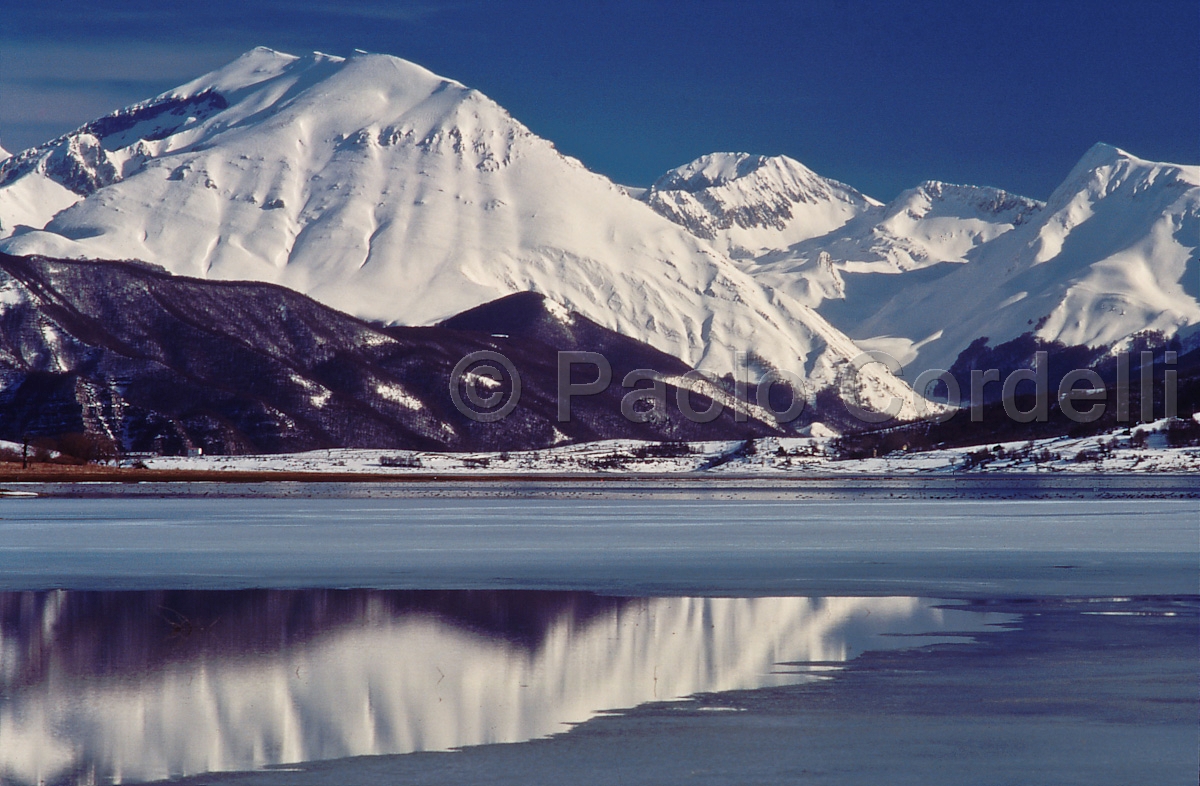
[0,481,1195,785]
[0,488,1195,596]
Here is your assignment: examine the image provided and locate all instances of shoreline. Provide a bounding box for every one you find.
[4,420,1197,484]
[1,467,1197,502]
[5,476,1198,505]
[4,478,1199,504]
[2,463,1198,483]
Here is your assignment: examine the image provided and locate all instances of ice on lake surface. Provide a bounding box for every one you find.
[0,492,1195,595]
[0,486,1194,784]
[0,590,1014,785]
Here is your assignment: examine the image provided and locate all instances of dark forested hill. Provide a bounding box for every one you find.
[0,253,777,456]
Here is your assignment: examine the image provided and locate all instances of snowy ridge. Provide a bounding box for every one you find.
[0,49,918,418]
[737,180,1046,315]
[839,144,1200,371]
[853,180,1043,272]
[646,144,1198,374]
[644,152,879,258]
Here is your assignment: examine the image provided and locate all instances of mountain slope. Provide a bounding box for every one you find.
[735,180,1044,314]
[647,145,1198,374]
[0,253,779,455]
[644,152,879,259]
[835,144,1200,372]
[0,48,918,420]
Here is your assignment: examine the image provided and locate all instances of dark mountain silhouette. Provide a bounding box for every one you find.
[0,253,777,456]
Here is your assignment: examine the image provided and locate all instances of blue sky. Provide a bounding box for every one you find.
[1,0,1196,200]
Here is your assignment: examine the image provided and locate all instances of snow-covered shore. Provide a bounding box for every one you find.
[140,418,1200,476]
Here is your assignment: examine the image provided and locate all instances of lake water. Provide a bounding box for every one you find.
[0,590,1018,785]
[0,482,1195,784]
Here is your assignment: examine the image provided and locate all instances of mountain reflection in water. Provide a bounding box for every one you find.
[0,590,1010,785]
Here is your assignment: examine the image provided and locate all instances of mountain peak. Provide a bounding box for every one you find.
[1077,141,1135,168]
[883,180,1042,225]
[168,48,465,112]
[170,47,310,97]
[1052,142,1137,192]
[0,48,923,418]
[249,45,296,58]
[650,152,775,191]
[644,152,879,252]
[1045,142,1199,217]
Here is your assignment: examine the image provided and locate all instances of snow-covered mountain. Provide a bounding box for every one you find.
[5,47,1191,429]
[829,144,1200,372]
[648,146,1199,374]
[728,180,1044,312]
[0,48,917,419]
[644,152,879,259]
